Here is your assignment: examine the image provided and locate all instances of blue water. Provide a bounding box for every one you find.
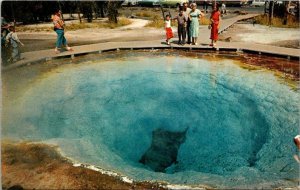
[3,52,299,188]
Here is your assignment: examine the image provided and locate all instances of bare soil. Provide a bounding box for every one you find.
[2,142,166,190]
[219,22,300,49]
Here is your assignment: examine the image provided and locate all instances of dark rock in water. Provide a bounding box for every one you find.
[139,128,188,173]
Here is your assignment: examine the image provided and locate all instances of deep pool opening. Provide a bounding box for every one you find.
[111,95,270,175]
[139,128,188,173]
[2,50,299,188]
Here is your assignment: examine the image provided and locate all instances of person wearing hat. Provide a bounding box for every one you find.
[5,25,24,63]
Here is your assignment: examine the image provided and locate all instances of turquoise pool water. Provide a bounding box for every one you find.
[2,52,299,188]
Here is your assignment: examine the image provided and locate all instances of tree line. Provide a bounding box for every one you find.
[265,1,299,25]
[1,1,124,24]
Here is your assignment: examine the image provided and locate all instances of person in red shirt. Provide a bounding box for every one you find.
[210,4,221,47]
[53,9,72,54]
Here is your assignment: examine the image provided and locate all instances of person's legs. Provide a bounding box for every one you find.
[178,25,182,44]
[55,29,63,48]
[12,47,19,62]
[187,21,191,44]
[16,47,21,60]
[56,29,72,51]
[55,29,63,53]
[62,34,67,46]
[166,38,171,45]
[62,34,72,50]
[166,28,169,45]
[213,40,217,47]
[182,26,186,44]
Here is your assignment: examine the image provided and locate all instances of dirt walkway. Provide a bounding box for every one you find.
[219,22,300,49]
[19,18,158,52]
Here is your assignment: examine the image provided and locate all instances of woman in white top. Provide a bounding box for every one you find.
[188,3,205,45]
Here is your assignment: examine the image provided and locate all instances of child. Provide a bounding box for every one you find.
[165,15,173,45]
[6,25,24,63]
[174,8,188,45]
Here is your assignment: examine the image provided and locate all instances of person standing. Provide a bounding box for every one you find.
[52,9,72,54]
[182,2,191,44]
[174,8,188,45]
[210,4,221,47]
[188,3,205,45]
[165,15,173,45]
[221,2,226,16]
[6,25,24,63]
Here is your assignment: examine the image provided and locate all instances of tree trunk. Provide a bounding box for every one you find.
[57,0,64,20]
[78,12,82,23]
[97,2,106,18]
[77,3,82,23]
[107,1,123,24]
[264,1,268,14]
[269,1,274,27]
[283,1,290,25]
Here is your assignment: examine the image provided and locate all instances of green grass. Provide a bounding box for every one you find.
[254,14,299,28]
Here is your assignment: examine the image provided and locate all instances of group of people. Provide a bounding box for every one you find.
[1,9,72,65]
[165,2,221,47]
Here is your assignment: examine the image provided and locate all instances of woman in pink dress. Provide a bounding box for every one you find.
[210,4,221,47]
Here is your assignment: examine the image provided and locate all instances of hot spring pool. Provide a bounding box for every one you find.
[2,51,299,188]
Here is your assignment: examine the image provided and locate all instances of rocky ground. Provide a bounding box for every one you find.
[219,22,300,49]
[2,142,167,190]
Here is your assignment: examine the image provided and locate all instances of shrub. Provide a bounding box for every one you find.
[254,14,299,28]
[200,17,210,25]
[136,11,153,17]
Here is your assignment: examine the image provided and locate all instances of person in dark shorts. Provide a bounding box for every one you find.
[182,2,191,44]
[174,7,188,45]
